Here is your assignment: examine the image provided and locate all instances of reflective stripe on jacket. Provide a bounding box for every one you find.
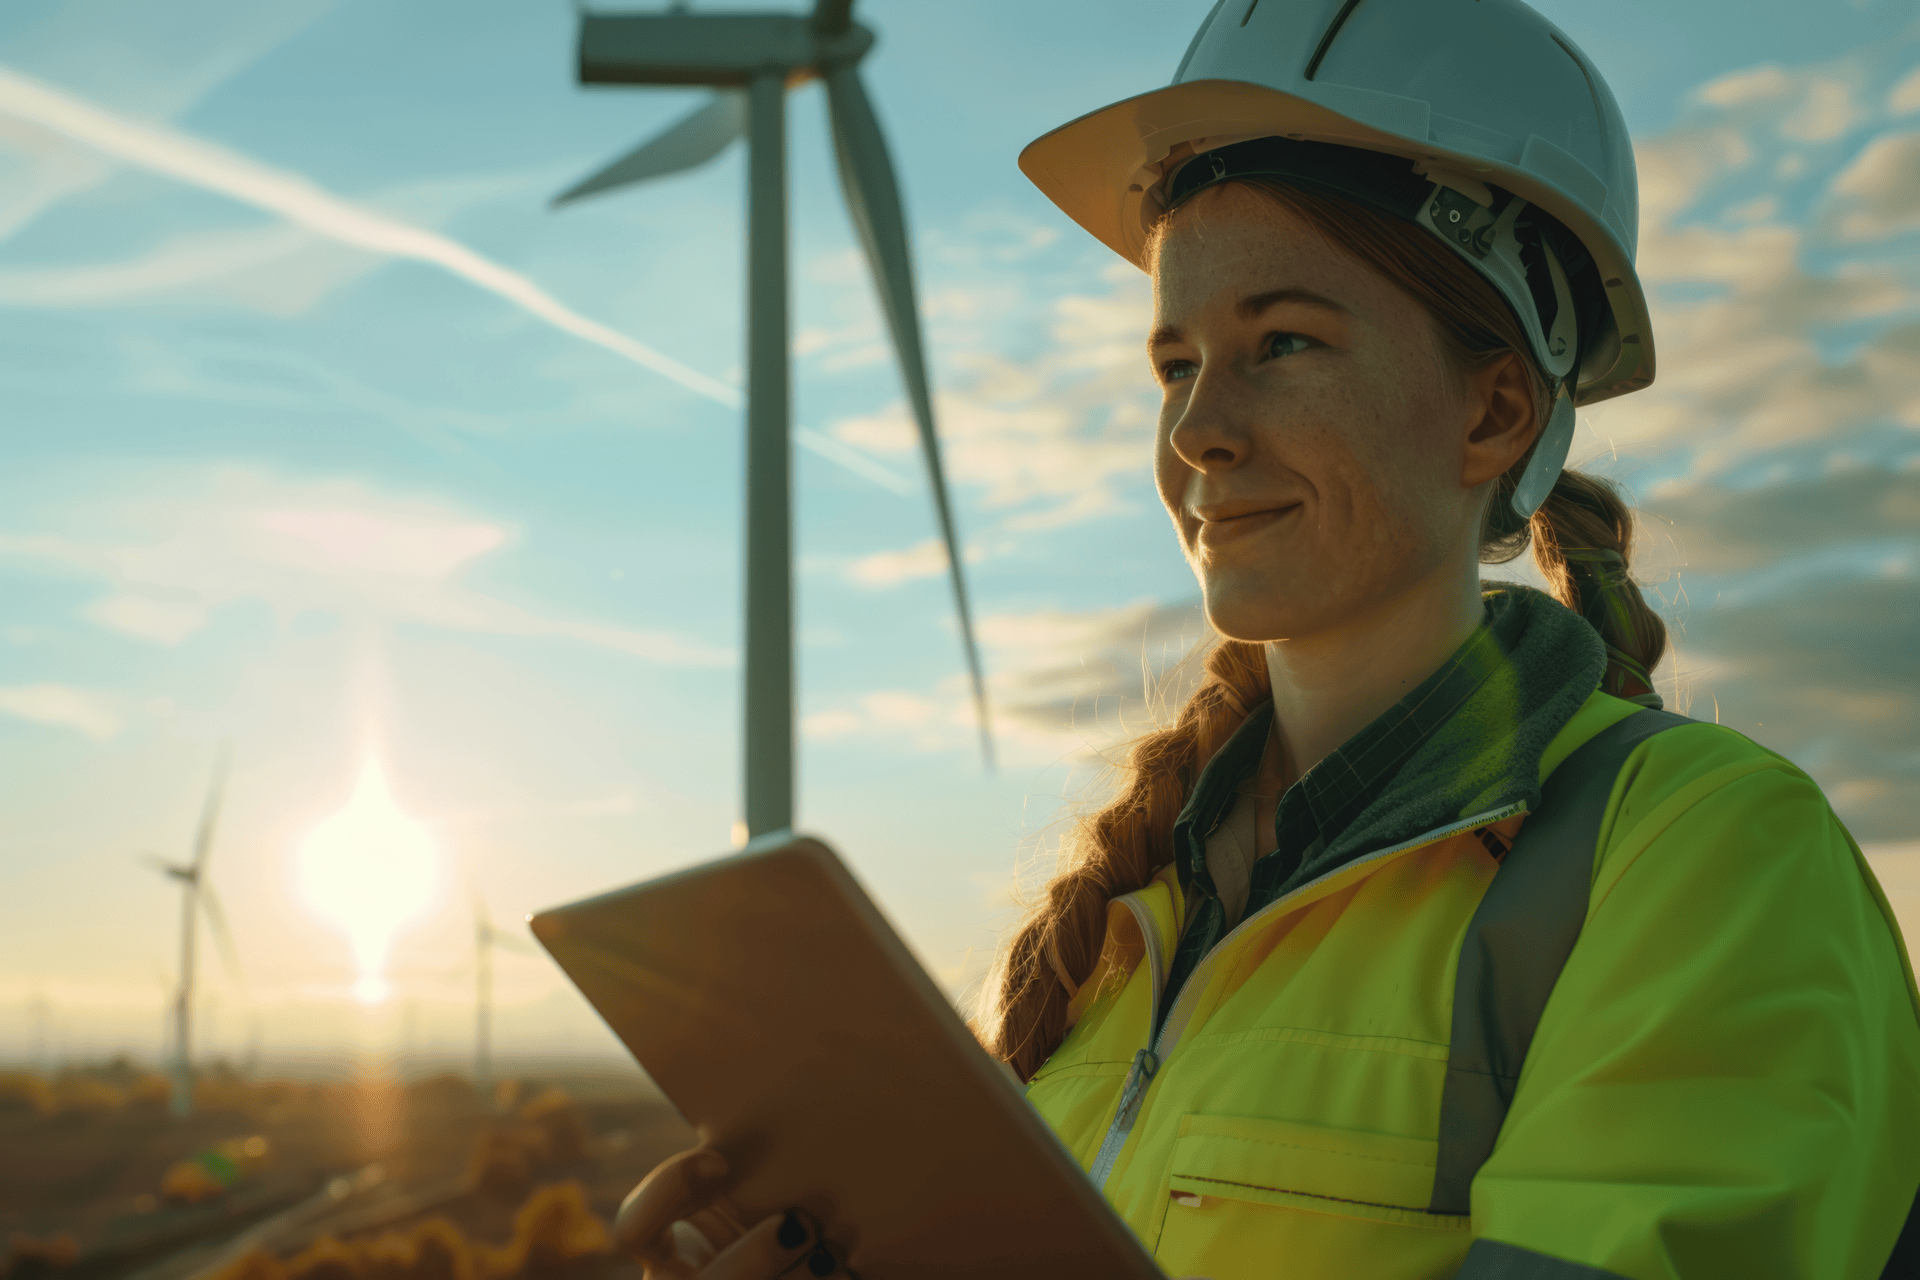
[1025,688,1920,1278]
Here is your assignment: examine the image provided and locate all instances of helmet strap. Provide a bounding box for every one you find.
[1510,381,1575,521]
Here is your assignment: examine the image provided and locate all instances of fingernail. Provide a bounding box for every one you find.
[776,1213,807,1250]
[691,1150,726,1180]
[807,1246,835,1277]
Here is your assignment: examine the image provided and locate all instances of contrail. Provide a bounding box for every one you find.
[0,65,923,493]
[0,64,743,405]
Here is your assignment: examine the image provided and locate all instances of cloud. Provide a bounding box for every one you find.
[1648,464,1920,573]
[1893,67,1920,116]
[0,466,732,666]
[1827,131,1920,240]
[1781,79,1866,142]
[1633,465,1918,841]
[1865,841,1920,950]
[1581,36,1920,478]
[848,538,951,588]
[802,596,1212,766]
[829,263,1158,531]
[0,223,379,315]
[0,64,741,408]
[986,598,1211,742]
[0,684,127,741]
[1696,65,1798,109]
[84,595,206,645]
[844,536,992,588]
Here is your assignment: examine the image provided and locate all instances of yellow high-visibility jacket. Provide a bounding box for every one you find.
[1026,636,1920,1277]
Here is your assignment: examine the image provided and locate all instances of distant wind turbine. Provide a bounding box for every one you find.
[555,0,995,837]
[140,749,245,1119]
[471,883,538,1104]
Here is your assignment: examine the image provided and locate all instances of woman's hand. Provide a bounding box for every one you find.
[614,1147,847,1279]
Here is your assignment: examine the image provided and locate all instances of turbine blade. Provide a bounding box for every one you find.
[198,886,246,988]
[552,91,746,206]
[813,0,855,35]
[824,65,994,769]
[189,746,231,873]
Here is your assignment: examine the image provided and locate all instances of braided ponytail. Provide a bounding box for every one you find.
[1483,465,1669,707]
[983,638,1269,1081]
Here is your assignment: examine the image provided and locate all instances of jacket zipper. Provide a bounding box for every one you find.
[1082,894,1165,1186]
[1087,1047,1160,1186]
[1084,802,1525,1195]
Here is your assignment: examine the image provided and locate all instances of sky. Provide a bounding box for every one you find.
[1,0,1917,1075]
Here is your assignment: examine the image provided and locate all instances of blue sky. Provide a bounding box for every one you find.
[2,0,1916,1070]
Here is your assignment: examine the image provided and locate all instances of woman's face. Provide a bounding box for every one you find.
[1149,184,1524,644]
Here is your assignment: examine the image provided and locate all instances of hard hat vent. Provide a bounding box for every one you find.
[1303,0,1367,82]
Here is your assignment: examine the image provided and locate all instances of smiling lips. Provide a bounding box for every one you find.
[1194,502,1302,549]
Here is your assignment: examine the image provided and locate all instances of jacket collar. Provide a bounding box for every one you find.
[1172,584,1606,907]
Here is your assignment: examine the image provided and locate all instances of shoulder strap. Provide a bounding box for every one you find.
[1429,707,1692,1215]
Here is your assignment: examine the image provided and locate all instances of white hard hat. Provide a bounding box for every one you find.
[1019,0,1653,519]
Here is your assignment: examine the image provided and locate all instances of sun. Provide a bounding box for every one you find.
[298,758,437,1004]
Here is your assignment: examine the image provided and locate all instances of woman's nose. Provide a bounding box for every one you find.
[1166,370,1250,472]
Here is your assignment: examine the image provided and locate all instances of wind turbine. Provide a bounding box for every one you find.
[140,751,245,1119]
[471,883,537,1104]
[555,0,994,839]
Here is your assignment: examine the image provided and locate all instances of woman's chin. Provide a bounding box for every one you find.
[1202,588,1317,646]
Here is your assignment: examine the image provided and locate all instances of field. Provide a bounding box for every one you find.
[0,1061,695,1280]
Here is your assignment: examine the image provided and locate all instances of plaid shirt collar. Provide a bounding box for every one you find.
[1173,604,1521,904]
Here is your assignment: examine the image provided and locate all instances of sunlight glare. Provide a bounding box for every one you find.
[298,758,437,1004]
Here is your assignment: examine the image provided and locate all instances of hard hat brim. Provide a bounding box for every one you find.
[1018,78,1653,406]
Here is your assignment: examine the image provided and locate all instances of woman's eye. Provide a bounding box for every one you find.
[1266,332,1313,360]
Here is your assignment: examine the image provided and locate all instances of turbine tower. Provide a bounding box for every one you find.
[555,0,993,839]
[141,751,244,1119]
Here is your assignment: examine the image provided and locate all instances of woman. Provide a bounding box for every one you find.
[615,2,1920,1276]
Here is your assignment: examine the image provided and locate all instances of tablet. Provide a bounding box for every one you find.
[529,832,1162,1280]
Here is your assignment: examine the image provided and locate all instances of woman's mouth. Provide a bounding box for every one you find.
[1195,504,1301,550]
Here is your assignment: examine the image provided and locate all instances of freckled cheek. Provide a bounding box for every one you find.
[1152,429,1192,541]
[1290,434,1408,580]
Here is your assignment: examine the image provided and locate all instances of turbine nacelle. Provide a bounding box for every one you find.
[577,12,873,87]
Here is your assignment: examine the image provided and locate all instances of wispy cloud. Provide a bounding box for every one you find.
[843,536,990,588]
[0,684,128,741]
[829,261,1158,532]
[0,223,351,311]
[0,467,733,666]
[801,596,1210,766]
[0,64,742,408]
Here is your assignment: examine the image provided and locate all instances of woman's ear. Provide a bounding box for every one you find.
[1459,352,1540,489]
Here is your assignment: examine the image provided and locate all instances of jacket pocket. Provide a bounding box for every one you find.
[1155,1114,1470,1279]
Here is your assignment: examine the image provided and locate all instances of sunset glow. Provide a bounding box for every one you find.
[297,759,437,1004]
